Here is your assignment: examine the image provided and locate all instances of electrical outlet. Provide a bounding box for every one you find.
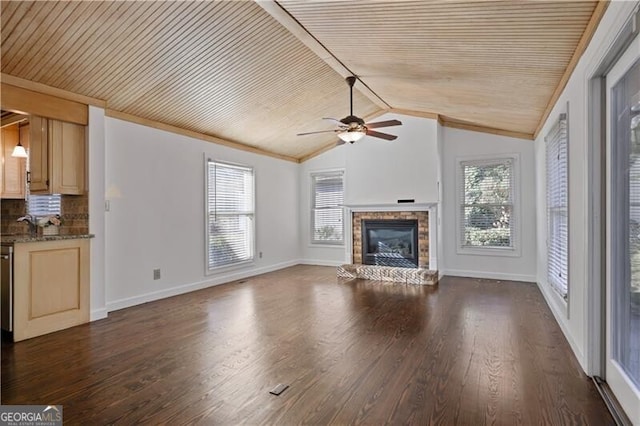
[259,252,263,258]
[153,269,161,280]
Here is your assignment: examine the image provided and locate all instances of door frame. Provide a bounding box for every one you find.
[586,4,639,424]
[587,3,639,380]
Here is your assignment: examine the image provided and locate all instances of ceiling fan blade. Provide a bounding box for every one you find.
[365,119,402,129]
[366,130,397,141]
[322,117,342,123]
[297,129,338,136]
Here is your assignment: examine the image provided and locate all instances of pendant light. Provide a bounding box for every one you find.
[11,141,27,158]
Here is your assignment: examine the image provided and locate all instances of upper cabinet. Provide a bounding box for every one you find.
[0,123,27,199]
[27,116,48,193]
[29,116,85,195]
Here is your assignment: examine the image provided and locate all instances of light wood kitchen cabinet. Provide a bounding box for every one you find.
[13,238,90,342]
[27,116,48,193]
[0,123,27,199]
[29,116,85,195]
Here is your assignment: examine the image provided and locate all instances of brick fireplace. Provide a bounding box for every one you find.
[343,204,437,268]
[353,211,429,268]
[339,204,438,285]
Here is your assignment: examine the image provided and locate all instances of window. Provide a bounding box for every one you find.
[27,194,61,217]
[206,160,254,271]
[546,113,569,299]
[311,171,344,244]
[459,157,516,252]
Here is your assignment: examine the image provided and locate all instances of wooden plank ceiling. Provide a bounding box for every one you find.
[278,0,600,137]
[1,1,601,161]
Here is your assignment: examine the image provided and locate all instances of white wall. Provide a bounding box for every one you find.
[88,106,107,320]
[441,127,537,282]
[104,118,299,311]
[534,1,638,372]
[345,113,439,205]
[299,113,439,265]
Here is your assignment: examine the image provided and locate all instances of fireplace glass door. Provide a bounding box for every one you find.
[362,220,419,268]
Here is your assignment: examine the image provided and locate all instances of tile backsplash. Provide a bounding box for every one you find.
[1,194,89,235]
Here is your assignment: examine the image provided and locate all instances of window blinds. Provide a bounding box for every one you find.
[27,194,61,217]
[206,160,254,270]
[546,114,568,299]
[460,159,514,248]
[311,171,344,244]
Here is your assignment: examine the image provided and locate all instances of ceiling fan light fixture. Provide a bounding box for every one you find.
[337,129,366,143]
[299,76,401,143]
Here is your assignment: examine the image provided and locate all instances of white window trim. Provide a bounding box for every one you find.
[456,153,521,257]
[545,111,570,305]
[204,156,256,275]
[310,169,345,247]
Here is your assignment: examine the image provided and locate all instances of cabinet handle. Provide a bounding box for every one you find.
[26,171,31,184]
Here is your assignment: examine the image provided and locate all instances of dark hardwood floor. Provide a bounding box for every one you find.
[1,265,612,425]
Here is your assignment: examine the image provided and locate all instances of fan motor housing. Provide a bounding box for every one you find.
[340,115,365,126]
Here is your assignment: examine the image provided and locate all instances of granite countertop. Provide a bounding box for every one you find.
[1,233,94,245]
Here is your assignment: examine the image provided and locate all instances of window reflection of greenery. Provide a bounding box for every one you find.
[463,163,512,247]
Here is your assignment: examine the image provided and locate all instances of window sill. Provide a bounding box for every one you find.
[457,246,521,258]
[309,243,345,249]
[206,259,255,276]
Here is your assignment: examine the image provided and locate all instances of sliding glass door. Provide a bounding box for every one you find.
[606,32,640,423]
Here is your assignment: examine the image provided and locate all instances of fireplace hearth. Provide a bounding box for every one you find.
[362,219,419,268]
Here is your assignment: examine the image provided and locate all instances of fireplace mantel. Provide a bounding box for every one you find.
[344,203,436,213]
[344,203,438,270]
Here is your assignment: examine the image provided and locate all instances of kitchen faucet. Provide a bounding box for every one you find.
[17,214,37,236]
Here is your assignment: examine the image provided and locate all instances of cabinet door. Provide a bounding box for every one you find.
[49,119,85,195]
[28,116,49,193]
[0,124,26,199]
[13,239,90,342]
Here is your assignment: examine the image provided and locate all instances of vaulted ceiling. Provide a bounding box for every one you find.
[1,1,605,162]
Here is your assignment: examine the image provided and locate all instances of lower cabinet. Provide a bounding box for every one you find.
[13,239,89,341]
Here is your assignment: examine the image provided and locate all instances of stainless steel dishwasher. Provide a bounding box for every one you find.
[1,245,13,332]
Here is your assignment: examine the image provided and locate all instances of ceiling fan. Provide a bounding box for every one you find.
[297,76,402,145]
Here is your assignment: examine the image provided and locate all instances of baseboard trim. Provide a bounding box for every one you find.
[298,259,345,267]
[106,260,299,313]
[536,279,586,371]
[90,308,108,322]
[442,269,536,283]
